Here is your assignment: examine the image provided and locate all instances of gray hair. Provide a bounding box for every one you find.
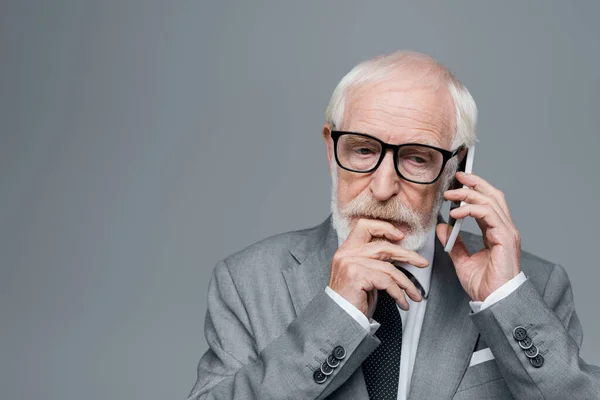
[325,50,478,193]
[325,51,477,149]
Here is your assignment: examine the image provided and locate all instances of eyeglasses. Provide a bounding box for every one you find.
[331,130,463,184]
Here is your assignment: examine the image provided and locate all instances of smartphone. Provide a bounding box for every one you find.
[444,144,476,253]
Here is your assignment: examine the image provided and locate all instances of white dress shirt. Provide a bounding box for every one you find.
[325,227,527,400]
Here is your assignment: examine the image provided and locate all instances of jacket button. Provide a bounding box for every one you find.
[326,354,340,368]
[513,326,528,341]
[313,369,327,384]
[333,345,346,360]
[518,336,533,350]
[321,361,334,376]
[524,345,539,358]
[530,354,544,368]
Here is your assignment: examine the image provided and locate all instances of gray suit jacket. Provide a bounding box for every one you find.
[188,214,600,399]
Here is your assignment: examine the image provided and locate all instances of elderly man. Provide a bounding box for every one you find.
[188,51,600,399]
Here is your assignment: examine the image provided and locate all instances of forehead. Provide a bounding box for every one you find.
[343,79,456,148]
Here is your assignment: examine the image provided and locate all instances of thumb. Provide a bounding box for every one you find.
[436,223,471,266]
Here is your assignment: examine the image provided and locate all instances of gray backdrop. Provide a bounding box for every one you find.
[1,1,598,399]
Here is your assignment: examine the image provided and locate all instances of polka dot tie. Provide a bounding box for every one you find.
[362,288,403,400]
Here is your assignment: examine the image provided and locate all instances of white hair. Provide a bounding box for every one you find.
[326,51,478,247]
[325,51,478,198]
[329,154,442,250]
[325,50,478,150]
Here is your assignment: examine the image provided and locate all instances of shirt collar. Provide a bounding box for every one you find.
[336,225,435,298]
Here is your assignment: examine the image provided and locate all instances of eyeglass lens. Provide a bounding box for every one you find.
[336,134,444,183]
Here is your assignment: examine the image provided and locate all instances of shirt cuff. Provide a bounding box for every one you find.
[469,271,527,313]
[325,286,380,334]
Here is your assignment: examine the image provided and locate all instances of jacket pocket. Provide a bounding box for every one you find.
[456,358,503,392]
[453,378,514,400]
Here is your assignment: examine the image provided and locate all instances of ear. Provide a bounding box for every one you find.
[322,123,334,171]
[457,146,468,164]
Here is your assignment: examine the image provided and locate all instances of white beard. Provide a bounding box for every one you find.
[329,162,445,251]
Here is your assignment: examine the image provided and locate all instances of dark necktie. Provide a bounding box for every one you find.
[362,287,403,399]
[362,267,424,400]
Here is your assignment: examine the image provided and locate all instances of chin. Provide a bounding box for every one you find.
[398,233,427,252]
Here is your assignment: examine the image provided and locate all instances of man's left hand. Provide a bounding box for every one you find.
[436,171,521,302]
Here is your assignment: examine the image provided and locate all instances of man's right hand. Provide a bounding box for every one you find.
[328,218,430,317]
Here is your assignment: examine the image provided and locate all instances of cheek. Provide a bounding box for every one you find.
[337,172,369,203]
[401,184,440,211]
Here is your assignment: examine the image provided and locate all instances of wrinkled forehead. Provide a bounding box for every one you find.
[342,72,456,147]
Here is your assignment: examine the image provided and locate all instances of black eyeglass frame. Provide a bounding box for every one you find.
[330,130,463,185]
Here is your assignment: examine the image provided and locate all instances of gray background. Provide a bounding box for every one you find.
[1,1,598,399]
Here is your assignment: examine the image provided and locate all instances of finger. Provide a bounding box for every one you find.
[357,258,424,302]
[449,204,510,248]
[344,218,404,247]
[361,241,429,268]
[383,262,424,302]
[436,223,471,266]
[368,269,410,311]
[444,187,510,224]
[449,203,503,229]
[455,172,512,218]
[357,258,423,305]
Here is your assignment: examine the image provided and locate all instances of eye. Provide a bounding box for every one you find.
[408,155,427,164]
[355,147,376,155]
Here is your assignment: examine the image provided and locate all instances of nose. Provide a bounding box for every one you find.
[369,149,401,201]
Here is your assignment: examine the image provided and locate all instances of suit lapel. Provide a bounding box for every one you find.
[407,231,479,400]
[282,215,338,316]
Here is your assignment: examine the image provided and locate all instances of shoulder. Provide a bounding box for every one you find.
[216,216,332,281]
[459,230,568,295]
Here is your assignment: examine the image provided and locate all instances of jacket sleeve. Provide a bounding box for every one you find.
[187,259,380,400]
[469,263,600,400]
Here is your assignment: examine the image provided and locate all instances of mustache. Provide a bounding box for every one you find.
[339,190,422,228]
